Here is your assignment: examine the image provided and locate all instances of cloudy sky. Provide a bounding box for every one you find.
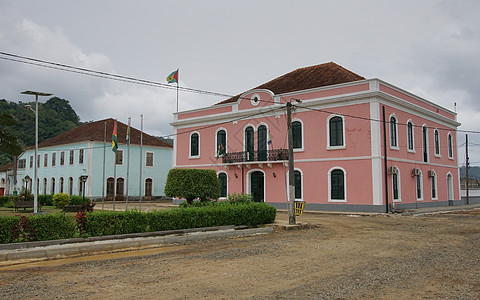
[1,0,479,166]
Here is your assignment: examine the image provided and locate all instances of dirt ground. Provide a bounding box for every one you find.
[1,209,480,299]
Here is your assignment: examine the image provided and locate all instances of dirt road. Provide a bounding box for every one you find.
[1,210,480,299]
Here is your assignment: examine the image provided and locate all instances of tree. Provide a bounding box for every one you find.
[0,113,23,156]
[164,169,220,204]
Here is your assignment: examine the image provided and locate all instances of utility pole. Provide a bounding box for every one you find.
[286,101,296,225]
[466,134,469,205]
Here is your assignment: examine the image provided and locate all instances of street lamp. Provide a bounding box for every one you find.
[24,175,31,195]
[21,91,52,214]
[80,175,88,204]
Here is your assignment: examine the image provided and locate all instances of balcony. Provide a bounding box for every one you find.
[222,149,288,164]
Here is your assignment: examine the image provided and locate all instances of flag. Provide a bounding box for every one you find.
[112,120,118,153]
[216,143,224,160]
[166,69,179,83]
[126,119,131,145]
[268,131,272,146]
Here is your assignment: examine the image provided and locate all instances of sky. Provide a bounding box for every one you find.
[0,0,479,166]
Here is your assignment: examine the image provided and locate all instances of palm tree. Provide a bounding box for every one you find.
[0,113,23,156]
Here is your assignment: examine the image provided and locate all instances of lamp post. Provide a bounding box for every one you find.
[21,91,52,214]
[80,175,88,203]
[24,175,31,195]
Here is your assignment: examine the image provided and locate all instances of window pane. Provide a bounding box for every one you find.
[292,121,302,149]
[219,173,227,197]
[331,169,344,199]
[393,173,399,200]
[146,152,154,166]
[245,127,254,161]
[330,117,343,146]
[390,117,397,147]
[217,130,226,156]
[294,171,301,199]
[258,126,267,161]
[407,123,414,150]
[431,176,436,199]
[191,133,199,156]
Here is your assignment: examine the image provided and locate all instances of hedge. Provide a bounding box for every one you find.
[0,202,276,244]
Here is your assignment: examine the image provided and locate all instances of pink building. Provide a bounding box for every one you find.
[171,63,460,212]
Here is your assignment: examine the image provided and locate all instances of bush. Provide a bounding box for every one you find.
[0,195,13,207]
[165,169,220,204]
[38,194,53,206]
[52,193,70,208]
[227,193,253,204]
[70,195,90,205]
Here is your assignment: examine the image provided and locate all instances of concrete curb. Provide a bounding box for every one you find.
[0,227,273,264]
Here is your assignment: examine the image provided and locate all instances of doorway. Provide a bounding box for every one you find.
[250,171,264,202]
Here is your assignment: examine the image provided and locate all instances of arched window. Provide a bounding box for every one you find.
[390,116,398,147]
[258,125,267,161]
[43,178,47,195]
[51,178,55,195]
[190,132,199,157]
[434,129,440,156]
[430,171,437,200]
[60,177,64,193]
[328,116,344,147]
[145,178,153,197]
[218,172,227,198]
[416,170,423,200]
[292,121,303,149]
[245,126,254,161]
[448,133,453,158]
[106,177,114,196]
[68,177,73,196]
[422,126,428,162]
[294,170,302,200]
[116,178,124,196]
[407,121,414,151]
[392,172,400,201]
[330,169,345,200]
[216,129,226,157]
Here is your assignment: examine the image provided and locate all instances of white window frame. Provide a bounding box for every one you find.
[214,128,228,157]
[326,115,346,150]
[44,153,48,167]
[217,171,228,199]
[328,166,347,202]
[145,151,154,167]
[389,114,399,150]
[79,148,84,165]
[51,152,56,167]
[189,131,200,159]
[422,124,429,163]
[434,129,441,157]
[407,120,415,153]
[392,168,401,202]
[416,170,423,201]
[250,93,260,106]
[447,132,454,160]
[431,170,438,200]
[292,118,304,152]
[116,149,124,166]
[69,149,74,165]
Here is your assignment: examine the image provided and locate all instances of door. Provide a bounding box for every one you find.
[250,171,264,202]
[447,173,454,201]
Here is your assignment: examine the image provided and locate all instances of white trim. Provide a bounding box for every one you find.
[434,129,441,158]
[189,131,200,159]
[416,170,423,201]
[389,114,399,150]
[406,119,415,153]
[250,93,261,106]
[145,151,154,167]
[328,166,347,202]
[430,170,438,200]
[214,128,228,158]
[246,169,266,202]
[173,128,177,167]
[370,101,383,206]
[326,114,346,150]
[217,171,228,199]
[422,124,429,163]
[292,118,304,152]
[447,132,454,160]
[392,168,401,202]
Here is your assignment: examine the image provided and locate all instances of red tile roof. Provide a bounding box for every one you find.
[216,62,365,105]
[0,161,14,172]
[31,118,172,149]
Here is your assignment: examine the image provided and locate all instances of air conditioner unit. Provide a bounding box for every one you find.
[388,166,399,174]
[412,168,421,176]
[428,170,435,177]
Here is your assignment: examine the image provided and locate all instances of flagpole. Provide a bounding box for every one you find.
[176,82,179,112]
[139,114,143,211]
[113,119,117,212]
[126,117,131,210]
[102,121,106,210]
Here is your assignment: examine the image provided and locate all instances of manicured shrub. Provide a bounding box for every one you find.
[28,214,76,241]
[0,216,21,243]
[165,169,220,204]
[38,194,53,206]
[227,193,253,204]
[70,195,90,205]
[52,193,70,208]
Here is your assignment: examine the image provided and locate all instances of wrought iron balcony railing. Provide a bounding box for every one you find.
[222,149,288,164]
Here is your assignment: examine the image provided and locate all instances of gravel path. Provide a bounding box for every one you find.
[1,210,479,299]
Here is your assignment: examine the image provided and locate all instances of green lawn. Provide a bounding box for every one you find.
[0,206,63,217]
